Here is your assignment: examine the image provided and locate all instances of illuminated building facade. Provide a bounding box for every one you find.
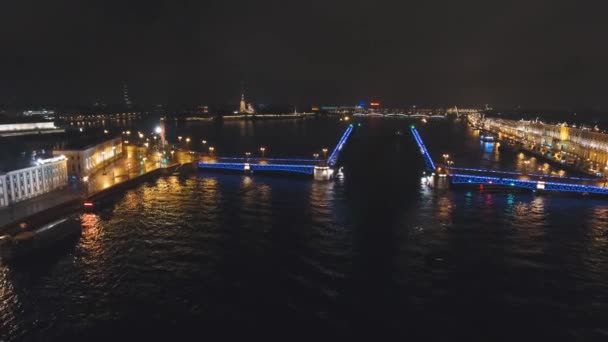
[484,118,608,175]
[0,122,57,132]
[0,156,68,208]
[52,137,123,179]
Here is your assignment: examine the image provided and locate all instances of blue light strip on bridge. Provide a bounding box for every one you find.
[447,166,521,175]
[410,126,436,172]
[447,166,599,182]
[450,173,608,195]
[327,125,354,166]
[198,162,315,175]
[218,157,319,163]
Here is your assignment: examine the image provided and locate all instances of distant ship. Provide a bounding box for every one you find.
[480,133,495,142]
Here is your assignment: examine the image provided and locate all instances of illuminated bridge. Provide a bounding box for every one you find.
[410,126,608,196]
[197,124,355,180]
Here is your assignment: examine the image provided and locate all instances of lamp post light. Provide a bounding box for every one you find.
[245,152,251,161]
[442,154,449,164]
[209,146,215,156]
[82,176,89,196]
[322,148,328,160]
[260,147,266,158]
[142,157,147,172]
[170,150,175,160]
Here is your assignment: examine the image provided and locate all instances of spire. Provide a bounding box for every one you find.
[239,92,247,113]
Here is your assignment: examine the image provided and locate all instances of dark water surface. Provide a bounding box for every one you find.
[1,118,607,341]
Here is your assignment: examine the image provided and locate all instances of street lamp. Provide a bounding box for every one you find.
[322,148,328,159]
[209,146,215,156]
[170,150,175,160]
[142,157,147,172]
[178,136,183,143]
[260,147,266,158]
[442,154,449,164]
[313,153,319,160]
[82,176,89,196]
[245,152,251,161]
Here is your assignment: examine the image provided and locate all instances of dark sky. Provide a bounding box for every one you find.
[1,0,607,108]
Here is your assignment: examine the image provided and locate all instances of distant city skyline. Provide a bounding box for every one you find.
[1,0,608,109]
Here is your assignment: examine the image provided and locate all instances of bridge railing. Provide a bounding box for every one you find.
[197,124,354,176]
[447,166,600,182]
[218,157,318,163]
[451,173,608,195]
[327,124,354,167]
[197,162,315,175]
[410,126,436,172]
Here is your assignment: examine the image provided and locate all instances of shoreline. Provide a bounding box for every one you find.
[0,163,189,236]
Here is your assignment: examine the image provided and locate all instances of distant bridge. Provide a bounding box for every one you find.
[197,124,355,180]
[410,126,608,196]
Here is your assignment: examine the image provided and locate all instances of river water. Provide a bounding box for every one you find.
[1,118,607,341]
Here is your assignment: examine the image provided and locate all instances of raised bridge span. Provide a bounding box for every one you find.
[410,126,608,196]
[197,124,354,180]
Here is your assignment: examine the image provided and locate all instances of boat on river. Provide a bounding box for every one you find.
[480,133,496,142]
[0,217,81,261]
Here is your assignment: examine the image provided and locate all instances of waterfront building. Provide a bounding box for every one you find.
[0,156,68,208]
[22,109,55,118]
[52,137,123,179]
[238,93,256,114]
[0,121,63,137]
[484,118,608,176]
[0,122,57,132]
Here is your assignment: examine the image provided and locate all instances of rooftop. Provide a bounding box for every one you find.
[54,134,121,151]
[0,156,66,174]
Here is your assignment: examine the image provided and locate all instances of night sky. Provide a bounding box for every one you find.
[1,0,607,108]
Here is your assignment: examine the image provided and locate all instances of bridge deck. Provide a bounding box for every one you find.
[446,167,603,187]
[197,124,354,177]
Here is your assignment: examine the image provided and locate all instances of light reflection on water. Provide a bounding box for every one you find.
[0,120,607,341]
